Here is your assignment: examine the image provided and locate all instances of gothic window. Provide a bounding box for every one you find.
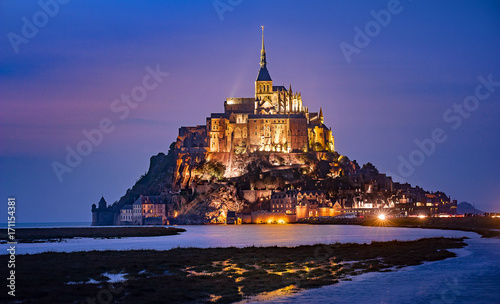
[235,127,241,138]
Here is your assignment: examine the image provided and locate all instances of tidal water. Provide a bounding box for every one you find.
[250,237,500,304]
[2,224,477,255]
[2,224,498,303]
[1,221,91,228]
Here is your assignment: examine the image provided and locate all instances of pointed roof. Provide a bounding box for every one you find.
[256,26,272,81]
[257,66,272,81]
[98,196,108,209]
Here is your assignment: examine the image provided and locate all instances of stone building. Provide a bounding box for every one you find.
[91,197,115,226]
[119,205,133,225]
[270,190,299,214]
[271,190,331,217]
[176,27,334,156]
[132,195,167,225]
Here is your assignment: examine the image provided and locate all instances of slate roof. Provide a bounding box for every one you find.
[256,65,272,81]
[133,195,164,205]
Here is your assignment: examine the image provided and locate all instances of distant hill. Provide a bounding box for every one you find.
[457,202,484,214]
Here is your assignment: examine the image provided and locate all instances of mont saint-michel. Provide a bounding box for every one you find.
[2,2,500,303]
[92,28,457,226]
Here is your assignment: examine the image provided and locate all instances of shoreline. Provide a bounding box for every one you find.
[0,237,467,304]
[3,217,499,244]
[298,216,500,238]
[0,226,185,243]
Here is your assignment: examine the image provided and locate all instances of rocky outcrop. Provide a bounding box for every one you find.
[172,184,245,224]
[113,145,177,211]
[109,135,353,225]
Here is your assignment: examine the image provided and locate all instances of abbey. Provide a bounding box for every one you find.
[180,27,334,154]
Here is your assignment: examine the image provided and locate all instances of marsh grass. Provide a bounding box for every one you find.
[0,237,466,304]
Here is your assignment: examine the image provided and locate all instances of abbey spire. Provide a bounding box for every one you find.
[260,25,267,67]
[256,26,272,82]
[255,26,272,99]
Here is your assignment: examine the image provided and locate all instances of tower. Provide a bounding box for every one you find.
[255,26,273,102]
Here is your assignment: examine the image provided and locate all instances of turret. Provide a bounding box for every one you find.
[98,196,107,209]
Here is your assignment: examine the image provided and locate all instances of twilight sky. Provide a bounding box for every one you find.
[1,0,499,223]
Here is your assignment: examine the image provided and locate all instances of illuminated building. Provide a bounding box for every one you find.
[178,27,334,155]
[132,195,167,225]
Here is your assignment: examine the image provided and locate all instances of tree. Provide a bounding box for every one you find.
[195,160,226,181]
[205,161,226,180]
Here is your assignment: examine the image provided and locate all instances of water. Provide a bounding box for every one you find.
[251,237,500,304]
[1,224,498,302]
[0,222,91,228]
[1,224,477,255]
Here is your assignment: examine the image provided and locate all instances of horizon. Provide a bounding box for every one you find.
[1,0,499,222]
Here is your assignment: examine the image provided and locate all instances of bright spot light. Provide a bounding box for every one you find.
[377,214,386,220]
[278,219,285,224]
[418,214,426,219]
[267,219,273,224]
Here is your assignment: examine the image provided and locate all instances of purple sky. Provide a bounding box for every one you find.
[1,0,499,223]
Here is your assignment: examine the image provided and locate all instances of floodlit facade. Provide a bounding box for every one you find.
[178,27,335,155]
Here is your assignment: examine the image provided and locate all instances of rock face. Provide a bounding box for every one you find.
[112,148,177,220]
[172,184,244,224]
[108,131,351,225]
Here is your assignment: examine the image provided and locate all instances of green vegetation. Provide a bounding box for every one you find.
[0,237,466,303]
[195,160,226,181]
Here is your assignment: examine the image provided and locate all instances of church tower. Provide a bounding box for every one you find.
[255,26,273,103]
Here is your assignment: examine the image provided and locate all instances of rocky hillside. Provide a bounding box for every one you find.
[172,184,245,224]
[111,143,177,211]
[108,141,354,224]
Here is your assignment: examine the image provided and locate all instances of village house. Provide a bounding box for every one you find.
[132,195,167,225]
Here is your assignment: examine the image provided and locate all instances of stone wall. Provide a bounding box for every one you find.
[250,211,296,224]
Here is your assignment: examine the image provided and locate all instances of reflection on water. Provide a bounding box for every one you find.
[251,237,500,304]
[5,224,477,255]
[3,224,496,302]
[237,285,299,304]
